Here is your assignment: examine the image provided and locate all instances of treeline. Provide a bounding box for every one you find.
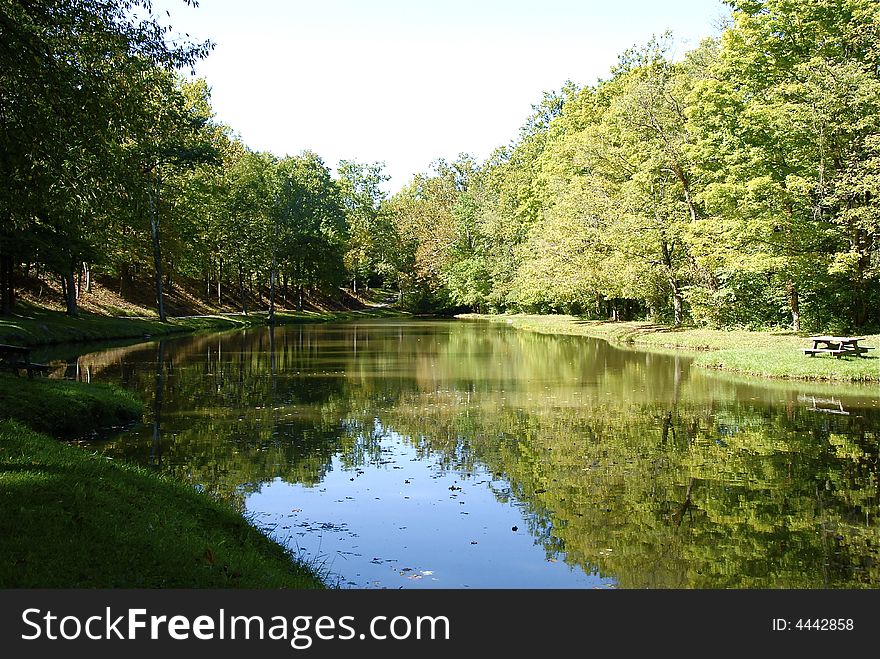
[3,1,879,332]
[1,0,390,319]
[379,0,880,331]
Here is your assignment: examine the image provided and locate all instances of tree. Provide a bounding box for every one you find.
[689,0,880,330]
[0,0,211,315]
[123,72,220,321]
[338,160,390,293]
[273,153,347,311]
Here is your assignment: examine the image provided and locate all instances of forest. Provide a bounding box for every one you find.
[2,0,879,332]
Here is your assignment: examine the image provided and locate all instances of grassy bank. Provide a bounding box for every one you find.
[0,375,142,436]
[0,375,327,588]
[0,303,405,348]
[459,314,880,382]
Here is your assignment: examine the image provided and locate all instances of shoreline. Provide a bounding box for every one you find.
[458,314,880,383]
[1,305,412,588]
[0,305,407,349]
[0,376,329,588]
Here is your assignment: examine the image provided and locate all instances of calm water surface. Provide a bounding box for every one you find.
[60,319,880,588]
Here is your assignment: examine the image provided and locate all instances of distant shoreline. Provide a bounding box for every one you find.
[458,314,880,383]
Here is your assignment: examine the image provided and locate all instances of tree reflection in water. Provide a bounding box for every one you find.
[71,320,880,588]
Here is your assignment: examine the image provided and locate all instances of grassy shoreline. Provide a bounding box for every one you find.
[0,301,362,587]
[0,421,327,588]
[0,303,405,348]
[0,377,327,588]
[458,313,880,382]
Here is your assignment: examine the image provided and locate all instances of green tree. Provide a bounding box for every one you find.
[273,153,347,311]
[0,0,211,315]
[689,0,880,330]
[338,160,390,294]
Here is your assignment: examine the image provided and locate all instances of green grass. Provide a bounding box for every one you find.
[0,370,328,588]
[459,313,880,382]
[694,347,880,381]
[0,375,142,436]
[0,303,263,346]
[0,420,327,587]
[0,303,407,348]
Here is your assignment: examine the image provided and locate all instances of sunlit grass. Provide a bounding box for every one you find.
[695,348,880,382]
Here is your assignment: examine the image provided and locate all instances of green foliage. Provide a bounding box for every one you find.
[0,0,214,315]
[3,0,879,334]
[338,160,392,290]
[382,1,879,332]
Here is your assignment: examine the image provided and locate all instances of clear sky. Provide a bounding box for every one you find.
[152,0,729,192]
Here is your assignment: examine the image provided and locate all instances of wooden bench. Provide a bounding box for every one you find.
[804,336,875,359]
[803,348,845,357]
[0,343,50,378]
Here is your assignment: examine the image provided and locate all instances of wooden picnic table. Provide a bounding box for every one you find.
[0,343,50,377]
[803,336,875,359]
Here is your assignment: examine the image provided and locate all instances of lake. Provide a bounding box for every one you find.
[59,319,880,588]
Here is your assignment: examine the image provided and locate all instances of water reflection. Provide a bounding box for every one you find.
[70,320,880,588]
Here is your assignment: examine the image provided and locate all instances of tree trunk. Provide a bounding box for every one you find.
[119,263,129,295]
[671,283,683,327]
[0,249,13,315]
[165,259,173,292]
[661,238,684,327]
[217,256,222,306]
[63,265,78,317]
[787,280,800,332]
[83,261,91,293]
[238,259,247,315]
[149,174,167,322]
[852,228,870,328]
[268,204,279,324]
[298,284,304,311]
